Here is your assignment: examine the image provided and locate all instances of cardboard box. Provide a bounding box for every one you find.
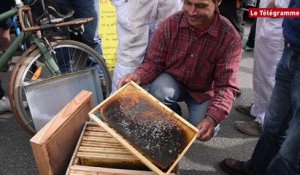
[89,82,198,175]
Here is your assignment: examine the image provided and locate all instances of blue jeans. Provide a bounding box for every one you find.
[245,46,300,175]
[55,0,102,72]
[148,73,220,133]
[57,0,102,55]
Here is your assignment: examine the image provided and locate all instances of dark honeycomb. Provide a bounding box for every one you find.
[101,94,190,170]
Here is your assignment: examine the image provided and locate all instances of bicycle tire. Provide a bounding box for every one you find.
[10,39,111,134]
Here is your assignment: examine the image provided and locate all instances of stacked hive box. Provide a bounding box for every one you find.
[67,122,178,175]
[31,82,198,175]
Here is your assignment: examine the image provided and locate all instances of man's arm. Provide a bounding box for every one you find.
[206,39,242,123]
[196,37,242,141]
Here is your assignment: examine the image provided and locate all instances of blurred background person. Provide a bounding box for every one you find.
[0,1,15,112]
[243,20,256,51]
[0,0,15,72]
[235,0,290,136]
[221,0,300,174]
[219,0,244,37]
[57,0,102,55]
[242,0,260,51]
[111,0,182,93]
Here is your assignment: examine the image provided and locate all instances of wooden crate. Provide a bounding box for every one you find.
[89,81,198,175]
[67,122,179,175]
[30,90,93,175]
[30,90,177,175]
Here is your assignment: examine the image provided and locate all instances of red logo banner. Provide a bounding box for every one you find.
[249,8,300,18]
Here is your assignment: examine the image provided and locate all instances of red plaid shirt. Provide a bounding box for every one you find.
[136,11,242,123]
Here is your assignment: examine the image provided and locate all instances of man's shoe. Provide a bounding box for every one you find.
[235,104,255,118]
[236,120,262,136]
[0,96,28,114]
[0,96,11,113]
[220,158,250,175]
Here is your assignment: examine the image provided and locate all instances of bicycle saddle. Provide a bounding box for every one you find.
[48,6,74,21]
[25,0,74,24]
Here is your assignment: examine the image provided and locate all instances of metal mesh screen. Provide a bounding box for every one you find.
[24,68,103,131]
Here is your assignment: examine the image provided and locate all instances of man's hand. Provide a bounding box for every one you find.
[117,73,141,89]
[196,116,217,141]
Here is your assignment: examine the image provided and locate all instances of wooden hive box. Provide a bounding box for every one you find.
[30,90,178,175]
[89,81,199,175]
[66,122,179,175]
[30,90,93,175]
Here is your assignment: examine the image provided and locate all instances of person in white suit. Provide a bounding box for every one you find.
[235,0,290,136]
[111,0,182,93]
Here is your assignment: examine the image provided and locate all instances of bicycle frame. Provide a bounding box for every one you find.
[13,16,26,51]
[0,4,61,75]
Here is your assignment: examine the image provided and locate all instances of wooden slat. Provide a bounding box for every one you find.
[69,165,158,175]
[80,141,122,148]
[84,131,113,137]
[69,165,178,175]
[82,135,119,142]
[86,126,107,132]
[77,152,137,160]
[78,146,131,155]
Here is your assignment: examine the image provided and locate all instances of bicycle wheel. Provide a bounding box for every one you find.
[10,39,111,134]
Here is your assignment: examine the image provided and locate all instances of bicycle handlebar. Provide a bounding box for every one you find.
[18,6,93,32]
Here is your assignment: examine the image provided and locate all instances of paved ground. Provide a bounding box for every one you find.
[0,22,257,175]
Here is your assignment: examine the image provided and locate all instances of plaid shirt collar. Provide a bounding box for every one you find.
[178,11,220,38]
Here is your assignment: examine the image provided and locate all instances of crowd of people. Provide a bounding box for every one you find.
[235,0,290,136]
[1,0,300,174]
[221,0,300,174]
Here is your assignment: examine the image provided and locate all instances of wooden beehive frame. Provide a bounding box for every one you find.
[89,81,199,175]
[68,122,146,169]
[67,122,179,175]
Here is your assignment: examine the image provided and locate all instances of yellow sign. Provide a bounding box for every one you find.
[99,0,118,70]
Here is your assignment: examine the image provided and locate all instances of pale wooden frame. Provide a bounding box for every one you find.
[89,81,198,175]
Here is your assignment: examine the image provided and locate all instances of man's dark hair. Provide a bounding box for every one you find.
[183,0,218,4]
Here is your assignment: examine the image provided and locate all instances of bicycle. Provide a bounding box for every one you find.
[0,0,112,135]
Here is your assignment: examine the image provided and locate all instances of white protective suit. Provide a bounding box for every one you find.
[111,0,182,93]
[250,0,290,124]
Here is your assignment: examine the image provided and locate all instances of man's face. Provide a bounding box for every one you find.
[183,0,216,29]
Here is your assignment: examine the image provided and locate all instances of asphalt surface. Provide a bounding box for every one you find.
[0,23,257,175]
